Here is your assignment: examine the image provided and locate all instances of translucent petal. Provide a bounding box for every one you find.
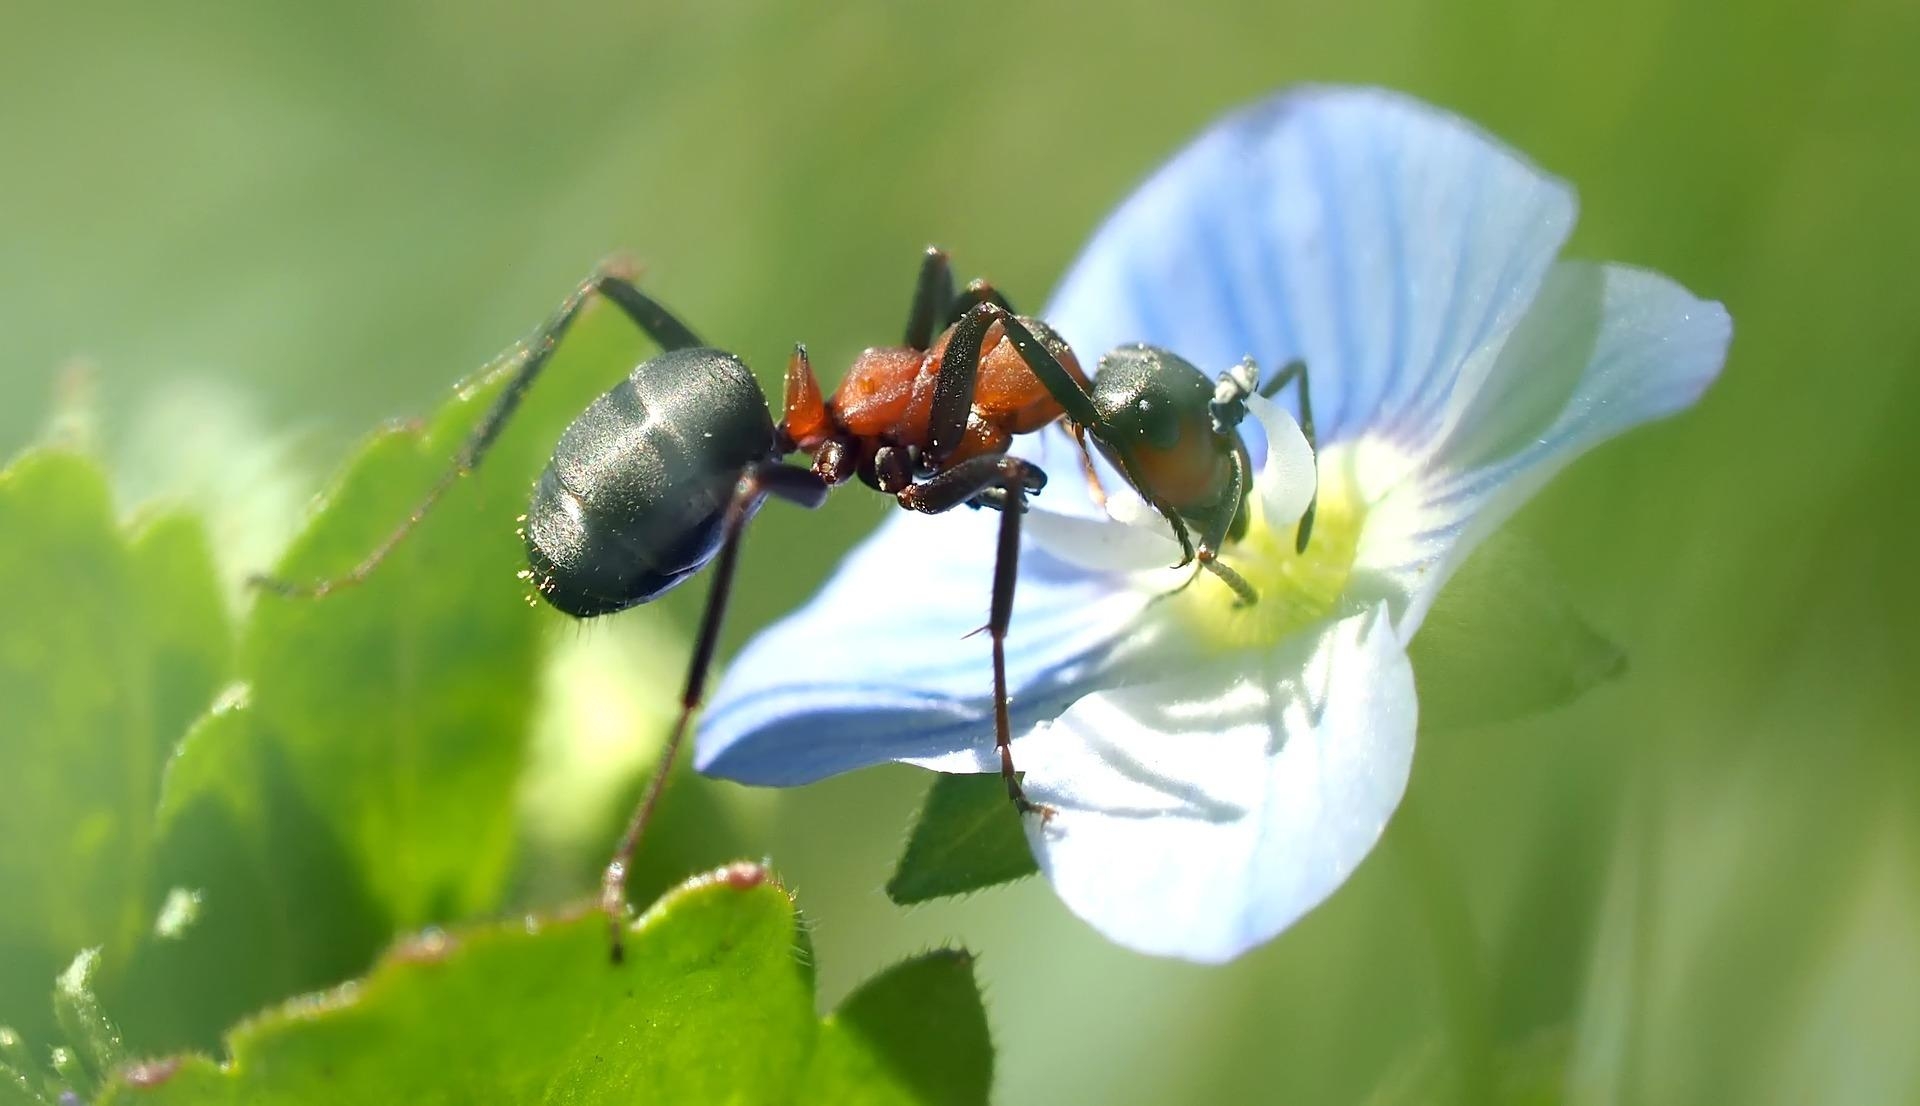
[1045,86,1576,454]
[1024,503,1181,576]
[1353,261,1733,636]
[1246,394,1317,527]
[1018,604,1416,962]
[695,505,1157,785]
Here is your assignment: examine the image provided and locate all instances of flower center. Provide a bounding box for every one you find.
[1172,448,1366,654]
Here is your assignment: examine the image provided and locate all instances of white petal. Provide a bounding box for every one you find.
[1044,86,1575,453]
[1355,261,1732,637]
[1246,393,1317,527]
[1023,502,1183,576]
[1017,604,1416,962]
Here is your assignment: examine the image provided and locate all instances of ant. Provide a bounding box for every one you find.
[256,247,1317,958]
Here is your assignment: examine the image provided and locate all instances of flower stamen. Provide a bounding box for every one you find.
[1175,449,1365,654]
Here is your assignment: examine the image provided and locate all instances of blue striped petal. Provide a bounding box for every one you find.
[1354,261,1732,635]
[696,502,1153,785]
[1045,86,1576,453]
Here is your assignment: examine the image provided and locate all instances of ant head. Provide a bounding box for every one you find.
[1087,344,1216,454]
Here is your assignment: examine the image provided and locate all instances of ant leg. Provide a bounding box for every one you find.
[944,278,1016,325]
[898,455,1052,817]
[1194,448,1257,605]
[602,461,828,961]
[1259,360,1318,552]
[992,312,1198,566]
[1068,423,1111,511]
[925,301,996,465]
[904,247,955,350]
[253,269,707,599]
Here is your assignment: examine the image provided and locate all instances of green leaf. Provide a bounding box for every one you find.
[52,949,124,1096]
[119,298,665,1048]
[1409,533,1629,732]
[110,701,390,1051]
[103,867,991,1106]
[0,450,230,1046]
[805,950,994,1106]
[0,1065,42,1106]
[887,773,1037,905]
[0,1027,47,1106]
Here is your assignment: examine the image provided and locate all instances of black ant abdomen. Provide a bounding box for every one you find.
[524,347,780,618]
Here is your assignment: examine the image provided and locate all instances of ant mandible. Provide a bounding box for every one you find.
[255,247,1318,958]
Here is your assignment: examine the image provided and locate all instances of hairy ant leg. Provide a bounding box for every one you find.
[1068,422,1112,512]
[921,300,1036,509]
[253,269,707,599]
[924,300,996,465]
[602,461,828,961]
[898,455,1052,818]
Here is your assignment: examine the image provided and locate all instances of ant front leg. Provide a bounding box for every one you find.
[1193,447,1257,606]
[898,456,1053,819]
[602,461,829,961]
[253,268,707,599]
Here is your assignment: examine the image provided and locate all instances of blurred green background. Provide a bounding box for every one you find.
[4,0,1917,1102]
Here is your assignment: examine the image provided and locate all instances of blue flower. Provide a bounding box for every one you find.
[693,87,1731,962]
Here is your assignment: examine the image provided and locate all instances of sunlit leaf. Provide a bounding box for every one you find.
[52,949,124,1097]
[888,773,1038,905]
[0,450,229,1046]
[117,297,675,1049]
[804,949,994,1106]
[104,867,991,1106]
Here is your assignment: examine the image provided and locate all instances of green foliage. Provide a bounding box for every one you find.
[105,302,648,1049]
[888,775,1038,904]
[0,451,229,1046]
[1,1030,48,1106]
[806,948,994,1106]
[0,305,995,1098]
[100,869,988,1106]
[53,950,126,1096]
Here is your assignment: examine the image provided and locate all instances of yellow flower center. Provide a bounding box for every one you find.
[1172,453,1366,654]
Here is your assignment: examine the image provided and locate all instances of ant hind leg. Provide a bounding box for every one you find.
[252,268,708,599]
[601,462,828,961]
